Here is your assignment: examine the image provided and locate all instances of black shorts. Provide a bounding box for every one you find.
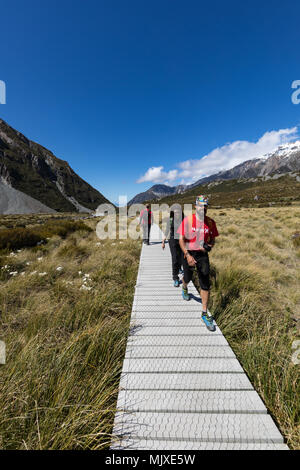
[183,250,210,291]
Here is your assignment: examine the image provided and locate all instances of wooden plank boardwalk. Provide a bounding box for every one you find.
[111,225,288,450]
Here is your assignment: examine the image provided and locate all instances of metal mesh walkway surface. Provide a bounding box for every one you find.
[111,225,288,450]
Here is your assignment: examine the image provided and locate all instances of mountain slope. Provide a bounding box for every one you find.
[0,179,56,214]
[153,172,300,208]
[130,142,300,205]
[128,183,187,205]
[0,119,110,213]
[189,141,300,188]
[128,184,177,205]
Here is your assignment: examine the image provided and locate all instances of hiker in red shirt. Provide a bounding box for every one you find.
[139,203,154,245]
[177,195,219,331]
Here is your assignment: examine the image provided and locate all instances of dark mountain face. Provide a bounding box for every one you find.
[128,183,189,205]
[128,184,177,205]
[0,119,110,213]
[150,184,175,195]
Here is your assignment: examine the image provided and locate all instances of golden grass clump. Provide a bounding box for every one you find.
[0,217,140,449]
[193,206,300,449]
[0,207,299,449]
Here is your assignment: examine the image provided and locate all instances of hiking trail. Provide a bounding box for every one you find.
[111,224,288,450]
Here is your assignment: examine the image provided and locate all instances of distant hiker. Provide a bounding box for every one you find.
[162,208,184,287]
[177,195,219,331]
[139,204,153,245]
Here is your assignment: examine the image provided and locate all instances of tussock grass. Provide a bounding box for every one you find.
[1,207,299,449]
[0,218,140,449]
[292,235,300,248]
[193,206,300,449]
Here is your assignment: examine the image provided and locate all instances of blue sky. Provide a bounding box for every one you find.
[1,0,300,203]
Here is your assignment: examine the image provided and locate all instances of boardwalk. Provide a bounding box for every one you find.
[111,225,288,450]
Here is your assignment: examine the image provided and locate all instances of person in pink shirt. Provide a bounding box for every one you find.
[139,204,154,245]
[177,195,219,331]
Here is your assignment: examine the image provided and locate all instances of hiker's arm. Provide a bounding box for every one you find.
[204,238,215,251]
[162,218,170,248]
[179,235,196,266]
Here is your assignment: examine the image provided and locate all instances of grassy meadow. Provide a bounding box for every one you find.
[0,215,141,449]
[0,207,299,449]
[196,206,300,449]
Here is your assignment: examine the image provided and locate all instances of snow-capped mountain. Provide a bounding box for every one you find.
[189,141,300,187]
[129,142,300,204]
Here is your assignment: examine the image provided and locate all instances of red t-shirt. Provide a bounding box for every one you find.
[177,214,219,250]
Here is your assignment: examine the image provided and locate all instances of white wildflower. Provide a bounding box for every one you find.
[80,285,92,291]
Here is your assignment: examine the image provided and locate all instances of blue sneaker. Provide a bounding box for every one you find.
[182,287,190,301]
[201,313,216,332]
[174,279,179,287]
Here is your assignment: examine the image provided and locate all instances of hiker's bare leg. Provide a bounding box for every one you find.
[201,289,209,311]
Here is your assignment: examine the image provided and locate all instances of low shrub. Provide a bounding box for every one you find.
[0,221,92,251]
[0,228,41,250]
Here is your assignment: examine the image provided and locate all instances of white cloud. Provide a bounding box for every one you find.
[137,166,178,184]
[137,126,298,185]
